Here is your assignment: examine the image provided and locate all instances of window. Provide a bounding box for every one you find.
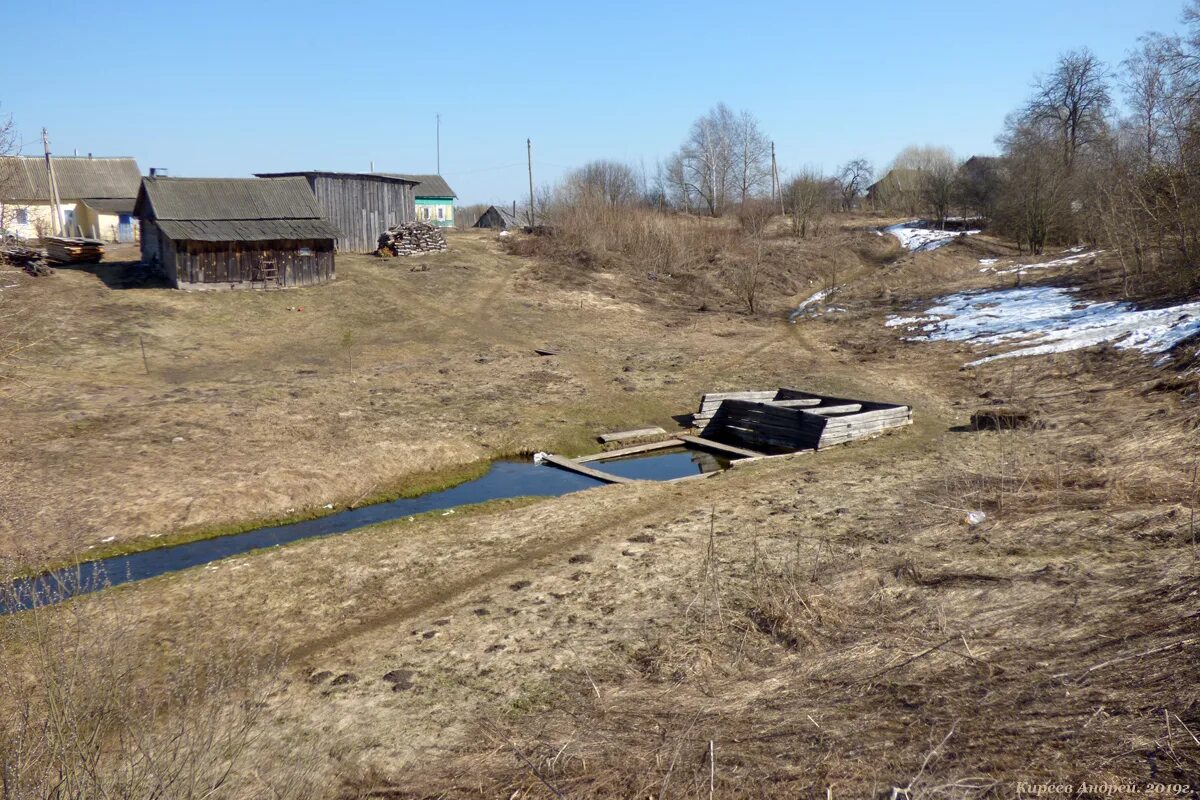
[436,205,444,220]
[15,208,28,225]
[297,247,313,257]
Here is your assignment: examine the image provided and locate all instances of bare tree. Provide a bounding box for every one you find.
[920,152,959,227]
[784,169,834,238]
[0,109,20,236]
[733,111,772,208]
[835,158,873,212]
[1025,48,1112,169]
[994,120,1073,255]
[681,103,738,217]
[667,104,772,217]
[1122,35,1173,165]
[563,159,641,207]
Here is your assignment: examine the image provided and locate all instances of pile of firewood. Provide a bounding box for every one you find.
[44,236,104,264]
[0,243,53,277]
[376,223,448,257]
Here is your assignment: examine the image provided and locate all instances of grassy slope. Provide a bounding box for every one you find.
[2,223,1197,796]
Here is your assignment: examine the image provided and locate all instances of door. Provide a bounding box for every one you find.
[118,214,134,243]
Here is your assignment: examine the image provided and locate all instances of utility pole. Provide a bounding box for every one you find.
[771,142,784,216]
[42,128,64,236]
[436,113,441,174]
[527,138,535,227]
[770,142,778,205]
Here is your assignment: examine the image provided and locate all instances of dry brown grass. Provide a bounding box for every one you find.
[346,350,1200,799]
[3,218,1198,799]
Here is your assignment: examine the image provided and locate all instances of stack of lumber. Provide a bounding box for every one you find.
[692,390,823,431]
[376,223,448,257]
[708,398,911,452]
[43,236,104,264]
[0,243,53,276]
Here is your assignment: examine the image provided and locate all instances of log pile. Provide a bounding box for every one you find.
[376,223,448,257]
[43,236,104,264]
[0,243,53,277]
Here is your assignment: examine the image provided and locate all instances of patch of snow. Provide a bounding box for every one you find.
[984,250,1104,276]
[978,258,1000,266]
[885,315,939,328]
[882,222,980,252]
[887,286,1200,367]
[789,288,835,322]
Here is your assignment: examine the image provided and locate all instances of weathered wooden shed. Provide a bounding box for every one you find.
[135,176,339,289]
[254,171,417,252]
[474,203,523,231]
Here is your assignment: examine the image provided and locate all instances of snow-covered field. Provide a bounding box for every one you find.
[880,221,980,252]
[887,286,1200,367]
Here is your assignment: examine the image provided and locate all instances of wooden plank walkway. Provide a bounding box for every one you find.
[677,435,766,460]
[540,453,638,484]
[598,426,669,444]
[576,439,684,463]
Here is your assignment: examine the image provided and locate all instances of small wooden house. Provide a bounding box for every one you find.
[254,171,417,252]
[135,176,339,289]
[474,203,522,231]
[391,174,457,227]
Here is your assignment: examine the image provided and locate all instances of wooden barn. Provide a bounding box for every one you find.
[255,171,417,252]
[474,203,523,231]
[135,176,339,289]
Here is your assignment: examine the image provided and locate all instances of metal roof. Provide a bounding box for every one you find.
[255,171,419,185]
[385,174,456,198]
[156,219,340,242]
[137,177,338,242]
[0,156,141,201]
[137,176,326,221]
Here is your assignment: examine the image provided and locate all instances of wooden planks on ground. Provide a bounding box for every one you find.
[576,439,683,463]
[598,426,669,444]
[677,434,766,459]
[539,454,638,484]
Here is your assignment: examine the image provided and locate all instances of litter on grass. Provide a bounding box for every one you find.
[887,286,1200,367]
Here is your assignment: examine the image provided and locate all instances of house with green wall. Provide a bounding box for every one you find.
[391,174,457,227]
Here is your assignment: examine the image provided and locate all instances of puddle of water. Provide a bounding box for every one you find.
[591,447,733,481]
[4,460,603,613]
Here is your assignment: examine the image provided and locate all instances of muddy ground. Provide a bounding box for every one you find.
[1,223,1197,797]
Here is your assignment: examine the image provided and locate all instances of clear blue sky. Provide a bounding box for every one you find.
[2,0,1185,204]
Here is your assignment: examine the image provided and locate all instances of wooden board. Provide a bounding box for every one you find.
[804,403,863,415]
[678,434,766,459]
[576,439,684,463]
[598,427,669,444]
[540,453,638,484]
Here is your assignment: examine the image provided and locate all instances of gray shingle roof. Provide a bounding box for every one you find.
[136,177,339,242]
[0,156,141,201]
[156,219,340,242]
[385,174,456,198]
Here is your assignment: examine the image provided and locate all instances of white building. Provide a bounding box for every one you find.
[0,156,142,241]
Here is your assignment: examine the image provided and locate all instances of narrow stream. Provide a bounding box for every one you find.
[4,446,736,613]
[3,460,602,613]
